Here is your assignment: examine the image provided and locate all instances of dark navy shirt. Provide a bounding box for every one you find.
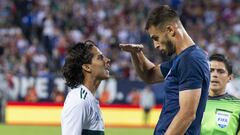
[154,45,210,135]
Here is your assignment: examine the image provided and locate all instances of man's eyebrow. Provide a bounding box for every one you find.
[210,68,226,71]
[97,54,104,58]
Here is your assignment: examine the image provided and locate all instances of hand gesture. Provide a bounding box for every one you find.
[119,44,144,53]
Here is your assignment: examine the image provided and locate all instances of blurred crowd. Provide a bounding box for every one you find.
[0,0,240,101]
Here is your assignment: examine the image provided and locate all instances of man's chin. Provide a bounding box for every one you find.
[166,51,175,56]
[160,50,166,54]
[102,75,110,80]
[210,87,220,92]
[160,50,174,56]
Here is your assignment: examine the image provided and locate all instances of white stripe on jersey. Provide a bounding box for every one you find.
[61,85,104,135]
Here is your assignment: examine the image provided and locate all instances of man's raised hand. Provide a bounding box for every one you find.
[119,44,144,53]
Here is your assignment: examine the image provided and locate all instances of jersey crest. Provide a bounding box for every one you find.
[215,110,231,128]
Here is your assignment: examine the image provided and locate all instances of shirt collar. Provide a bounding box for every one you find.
[80,85,99,104]
[208,93,228,100]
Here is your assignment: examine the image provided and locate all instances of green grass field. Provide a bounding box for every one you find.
[0,124,154,135]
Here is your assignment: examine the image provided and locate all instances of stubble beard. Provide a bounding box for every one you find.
[162,40,176,56]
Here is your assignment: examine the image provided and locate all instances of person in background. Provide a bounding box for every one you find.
[201,53,240,135]
[126,88,140,105]
[24,86,38,102]
[140,86,155,126]
[52,90,65,103]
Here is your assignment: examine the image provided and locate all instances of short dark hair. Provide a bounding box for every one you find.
[62,40,95,89]
[209,53,233,75]
[145,5,179,30]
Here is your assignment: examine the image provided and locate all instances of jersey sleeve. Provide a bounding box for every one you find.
[160,59,173,78]
[62,101,88,135]
[74,101,88,134]
[178,56,204,91]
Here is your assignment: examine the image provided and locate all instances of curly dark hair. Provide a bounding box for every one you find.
[62,40,96,89]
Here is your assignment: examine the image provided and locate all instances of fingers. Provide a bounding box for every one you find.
[119,44,144,48]
[119,44,144,53]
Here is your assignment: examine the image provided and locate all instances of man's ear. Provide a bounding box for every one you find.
[166,25,175,37]
[82,64,91,72]
[228,74,233,82]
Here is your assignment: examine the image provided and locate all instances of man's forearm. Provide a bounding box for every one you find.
[130,51,155,82]
[165,111,195,135]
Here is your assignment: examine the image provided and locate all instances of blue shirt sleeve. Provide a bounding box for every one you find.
[178,56,204,91]
[160,60,173,78]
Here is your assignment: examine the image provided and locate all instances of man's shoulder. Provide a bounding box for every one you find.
[209,94,240,100]
[66,87,92,105]
[188,46,207,60]
[207,94,240,117]
[224,94,240,100]
[178,46,207,62]
[208,94,240,107]
[177,48,209,70]
[223,95,240,106]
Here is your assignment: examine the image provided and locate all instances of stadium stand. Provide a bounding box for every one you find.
[0,0,239,103]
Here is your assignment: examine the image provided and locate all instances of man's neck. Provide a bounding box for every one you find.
[175,32,195,55]
[83,78,101,95]
[209,89,226,97]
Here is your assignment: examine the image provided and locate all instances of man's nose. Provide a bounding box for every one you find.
[153,41,161,49]
[105,57,111,64]
[211,70,218,77]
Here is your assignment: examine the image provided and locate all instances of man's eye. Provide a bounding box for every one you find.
[98,55,104,60]
[219,70,225,74]
[152,37,158,41]
[151,36,159,41]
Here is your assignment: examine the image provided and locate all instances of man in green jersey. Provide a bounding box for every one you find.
[201,54,240,135]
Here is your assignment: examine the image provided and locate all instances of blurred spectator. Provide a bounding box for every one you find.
[126,88,140,105]
[0,72,7,123]
[99,89,110,104]
[51,90,64,103]
[1,0,240,78]
[24,86,38,102]
[140,86,155,126]
[50,84,65,103]
[0,0,240,101]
